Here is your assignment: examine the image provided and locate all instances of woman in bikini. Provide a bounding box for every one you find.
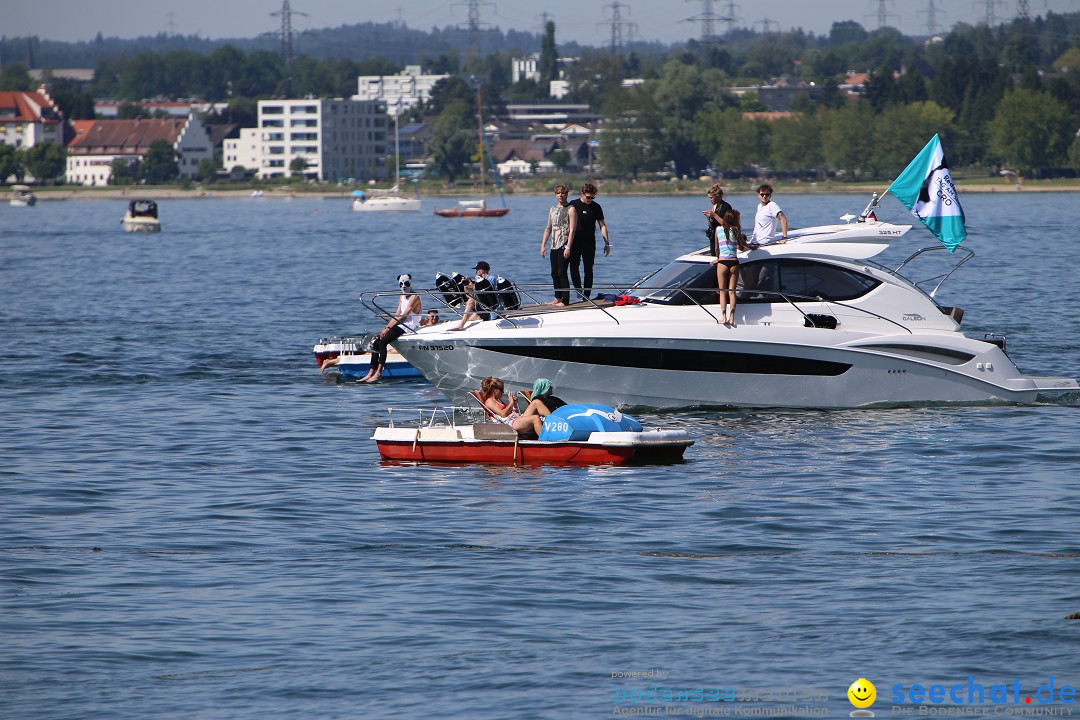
[712,209,747,326]
[479,376,544,437]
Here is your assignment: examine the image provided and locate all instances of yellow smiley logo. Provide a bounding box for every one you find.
[848,678,877,709]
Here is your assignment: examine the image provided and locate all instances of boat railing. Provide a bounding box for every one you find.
[360,283,913,335]
[890,245,974,299]
[386,406,480,429]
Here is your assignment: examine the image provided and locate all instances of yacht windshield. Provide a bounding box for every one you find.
[630,258,882,306]
[631,261,719,305]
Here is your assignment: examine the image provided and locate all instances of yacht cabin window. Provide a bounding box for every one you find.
[634,259,879,305]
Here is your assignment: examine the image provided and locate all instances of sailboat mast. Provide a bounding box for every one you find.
[477,84,485,195]
[394,106,401,189]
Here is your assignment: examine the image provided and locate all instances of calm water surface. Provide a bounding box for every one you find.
[2,191,1078,720]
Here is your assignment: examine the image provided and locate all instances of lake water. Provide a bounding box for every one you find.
[2,191,1078,720]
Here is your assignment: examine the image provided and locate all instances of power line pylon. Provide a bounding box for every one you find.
[682,0,725,43]
[719,0,742,35]
[599,2,638,53]
[264,0,308,69]
[453,0,495,58]
[866,0,901,29]
[753,17,779,33]
[919,0,947,34]
[974,0,1007,25]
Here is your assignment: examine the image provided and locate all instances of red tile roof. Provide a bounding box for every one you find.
[67,118,188,154]
[0,91,62,124]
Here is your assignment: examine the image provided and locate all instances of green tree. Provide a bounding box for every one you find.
[0,62,33,91]
[539,21,558,86]
[289,156,310,177]
[987,87,1073,177]
[693,108,766,174]
[820,103,878,179]
[767,115,823,174]
[21,141,66,184]
[428,100,474,182]
[109,158,137,185]
[138,139,179,184]
[871,101,956,176]
[598,87,664,178]
[549,149,571,171]
[197,157,219,180]
[0,143,21,183]
[1068,136,1080,173]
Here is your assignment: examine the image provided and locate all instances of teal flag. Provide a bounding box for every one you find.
[887,134,967,252]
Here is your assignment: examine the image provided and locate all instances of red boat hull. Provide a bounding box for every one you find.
[433,207,510,218]
[375,439,686,465]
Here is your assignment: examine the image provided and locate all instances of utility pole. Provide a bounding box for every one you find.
[599,2,638,53]
[682,0,728,44]
[1016,0,1030,19]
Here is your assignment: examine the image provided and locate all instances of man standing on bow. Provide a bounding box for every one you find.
[752,183,788,246]
[563,183,610,301]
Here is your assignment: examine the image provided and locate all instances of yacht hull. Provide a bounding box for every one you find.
[395,330,1074,410]
[353,196,421,212]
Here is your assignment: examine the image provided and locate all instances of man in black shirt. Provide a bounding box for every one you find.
[562,183,610,301]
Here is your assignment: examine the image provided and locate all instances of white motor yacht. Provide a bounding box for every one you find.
[352,188,421,212]
[121,199,161,232]
[377,203,1077,410]
[11,185,37,207]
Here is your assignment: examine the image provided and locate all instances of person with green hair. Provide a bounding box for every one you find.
[524,378,566,415]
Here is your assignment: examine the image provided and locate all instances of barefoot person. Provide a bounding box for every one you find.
[702,185,733,256]
[479,376,543,437]
[563,183,610,301]
[711,210,747,325]
[541,184,571,305]
[361,274,422,382]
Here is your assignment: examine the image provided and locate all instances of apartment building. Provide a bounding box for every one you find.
[254,98,387,181]
[354,66,449,117]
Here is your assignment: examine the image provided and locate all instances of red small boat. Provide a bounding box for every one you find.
[372,406,693,466]
[433,199,509,218]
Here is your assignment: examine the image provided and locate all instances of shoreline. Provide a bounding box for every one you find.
[16,180,1078,201]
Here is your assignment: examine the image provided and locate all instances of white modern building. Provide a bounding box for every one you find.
[254,98,388,181]
[354,66,450,117]
[222,128,260,173]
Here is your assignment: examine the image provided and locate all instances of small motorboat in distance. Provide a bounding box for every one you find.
[352,187,421,212]
[10,185,37,207]
[433,198,509,218]
[373,404,693,465]
[122,199,161,232]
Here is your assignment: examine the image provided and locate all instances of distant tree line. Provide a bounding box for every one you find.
[2,12,1079,182]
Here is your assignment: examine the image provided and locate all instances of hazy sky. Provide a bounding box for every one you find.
[6,0,1078,47]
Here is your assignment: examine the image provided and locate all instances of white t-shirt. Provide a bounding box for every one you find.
[753,201,784,245]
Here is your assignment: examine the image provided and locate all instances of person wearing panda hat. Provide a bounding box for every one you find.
[361,274,423,383]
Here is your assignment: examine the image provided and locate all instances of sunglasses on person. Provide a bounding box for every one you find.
[583,194,596,200]
[759,191,772,197]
